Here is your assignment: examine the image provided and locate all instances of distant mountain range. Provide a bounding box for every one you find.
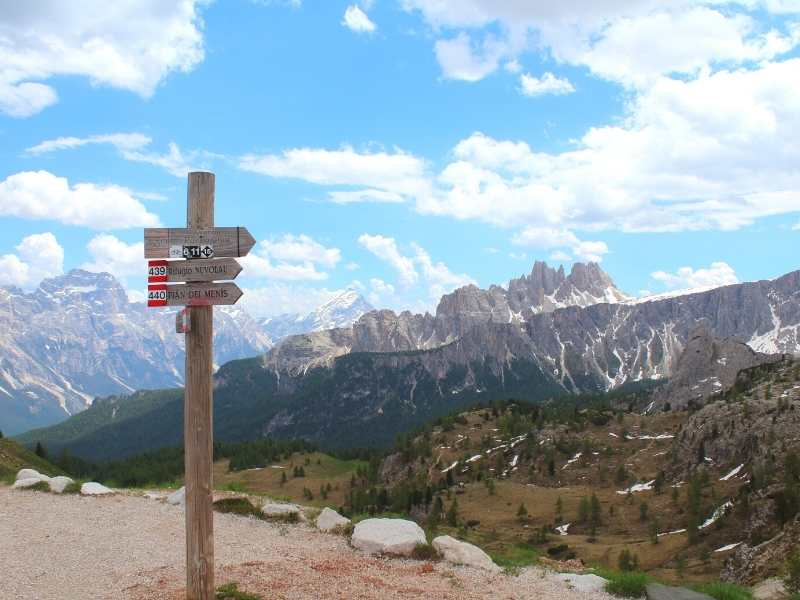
[258,290,373,341]
[17,261,799,459]
[0,270,371,435]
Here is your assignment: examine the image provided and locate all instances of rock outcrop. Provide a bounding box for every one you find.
[650,326,782,411]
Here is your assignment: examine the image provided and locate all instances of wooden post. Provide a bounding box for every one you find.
[184,171,215,600]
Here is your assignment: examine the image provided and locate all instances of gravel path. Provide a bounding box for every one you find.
[0,486,616,600]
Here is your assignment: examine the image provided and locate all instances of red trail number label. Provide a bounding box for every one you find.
[147,285,168,307]
[148,260,168,283]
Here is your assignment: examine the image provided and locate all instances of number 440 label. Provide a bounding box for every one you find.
[147,285,167,307]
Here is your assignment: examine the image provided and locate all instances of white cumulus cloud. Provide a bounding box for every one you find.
[358,234,418,285]
[81,234,145,277]
[342,5,376,33]
[0,233,64,289]
[0,0,207,117]
[651,261,739,290]
[519,72,575,97]
[240,234,341,282]
[0,171,161,229]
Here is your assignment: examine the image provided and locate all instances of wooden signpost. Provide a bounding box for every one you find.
[144,172,251,600]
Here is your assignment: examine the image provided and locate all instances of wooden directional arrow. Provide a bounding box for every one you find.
[147,282,243,307]
[143,227,256,259]
[148,258,242,283]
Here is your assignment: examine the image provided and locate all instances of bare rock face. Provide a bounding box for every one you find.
[650,326,782,411]
[723,520,800,585]
[671,358,799,479]
[351,518,427,556]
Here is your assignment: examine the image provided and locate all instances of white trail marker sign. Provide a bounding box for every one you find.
[144,172,252,600]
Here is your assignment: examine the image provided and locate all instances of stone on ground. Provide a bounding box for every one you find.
[80,482,114,496]
[752,578,787,600]
[262,502,301,517]
[647,583,714,600]
[47,476,74,493]
[13,477,48,489]
[351,518,427,557]
[316,507,350,532]
[551,573,608,594]
[167,486,185,506]
[432,535,500,572]
[16,469,47,482]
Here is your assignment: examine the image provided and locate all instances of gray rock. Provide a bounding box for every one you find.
[13,477,48,489]
[551,573,608,594]
[47,476,74,493]
[351,518,427,556]
[646,583,714,600]
[80,482,114,496]
[262,502,301,517]
[16,468,46,482]
[167,486,185,506]
[752,578,787,600]
[316,507,350,532]
[432,535,499,572]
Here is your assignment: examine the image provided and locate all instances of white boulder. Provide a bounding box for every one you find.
[432,535,500,572]
[167,486,186,506]
[351,518,427,556]
[316,507,350,532]
[551,573,609,594]
[80,482,114,496]
[13,477,48,489]
[262,502,301,517]
[48,476,75,493]
[16,468,47,482]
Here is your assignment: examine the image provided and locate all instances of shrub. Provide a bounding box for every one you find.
[63,481,82,494]
[786,551,800,594]
[216,582,263,600]
[603,571,649,598]
[411,543,440,561]
[695,582,753,600]
[618,549,639,572]
[212,498,262,519]
[26,481,51,493]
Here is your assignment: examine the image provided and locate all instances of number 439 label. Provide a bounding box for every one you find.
[148,260,168,282]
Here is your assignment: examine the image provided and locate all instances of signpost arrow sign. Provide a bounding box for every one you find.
[143,227,256,259]
[148,258,242,283]
[147,282,243,307]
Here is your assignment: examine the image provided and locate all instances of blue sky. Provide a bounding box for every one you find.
[1,0,799,317]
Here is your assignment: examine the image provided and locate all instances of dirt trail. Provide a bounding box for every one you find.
[0,486,615,599]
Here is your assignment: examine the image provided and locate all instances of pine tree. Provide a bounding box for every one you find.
[35,441,47,459]
[578,496,590,523]
[555,496,563,519]
[517,503,528,522]
[428,496,444,529]
[446,498,459,527]
[639,501,649,521]
[280,471,287,486]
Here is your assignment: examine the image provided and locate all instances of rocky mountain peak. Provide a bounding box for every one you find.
[34,269,129,311]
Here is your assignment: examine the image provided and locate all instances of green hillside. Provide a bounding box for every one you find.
[0,436,65,483]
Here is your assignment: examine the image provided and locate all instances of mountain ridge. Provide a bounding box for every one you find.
[18,265,800,459]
